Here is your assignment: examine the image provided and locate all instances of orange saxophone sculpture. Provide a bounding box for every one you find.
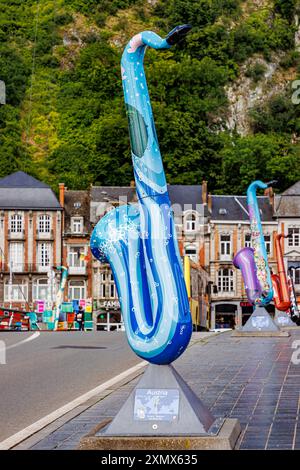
[271,234,291,312]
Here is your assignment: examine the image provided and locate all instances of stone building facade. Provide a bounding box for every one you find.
[1,171,300,331]
[0,171,62,310]
[275,182,300,299]
[202,189,278,329]
[89,183,208,330]
[59,184,93,303]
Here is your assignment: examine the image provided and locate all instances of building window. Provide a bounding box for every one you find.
[110,283,116,298]
[185,213,196,232]
[68,280,86,300]
[71,217,83,234]
[33,278,49,301]
[100,272,116,298]
[220,235,231,256]
[290,267,300,285]
[10,214,23,233]
[185,245,197,263]
[218,268,234,293]
[101,283,106,298]
[68,246,85,268]
[38,243,51,269]
[264,234,271,255]
[245,233,251,248]
[4,282,28,301]
[108,273,116,298]
[288,228,300,247]
[100,272,106,298]
[38,214,51,233]
[9,243,24,272]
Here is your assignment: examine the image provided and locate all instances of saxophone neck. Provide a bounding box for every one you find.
[247,180,267,200]
[121,26,191,200]
[122,24,191,59]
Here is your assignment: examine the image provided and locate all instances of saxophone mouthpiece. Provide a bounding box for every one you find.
[266,180,278,187]
[166,24,192,45]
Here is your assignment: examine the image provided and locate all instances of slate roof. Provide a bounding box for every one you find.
[167,185,203,211]
[0,171,62,210]
[91,186,136,203]
[281,181,300,196]
[211,195,274,222]
[275,182,300,217]
[91,184,203,212]
[276,195,300,217]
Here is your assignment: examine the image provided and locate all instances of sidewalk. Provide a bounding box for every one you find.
[15,330,300,450]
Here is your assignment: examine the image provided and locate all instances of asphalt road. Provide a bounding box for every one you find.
[0,331,140,441]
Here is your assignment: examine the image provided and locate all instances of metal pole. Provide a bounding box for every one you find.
[9,259,13,309]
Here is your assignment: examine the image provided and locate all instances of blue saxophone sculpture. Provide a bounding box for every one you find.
[91,25,193,365]
[233,181,274,306]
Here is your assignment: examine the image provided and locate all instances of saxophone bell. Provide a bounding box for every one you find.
[233,247,263,304]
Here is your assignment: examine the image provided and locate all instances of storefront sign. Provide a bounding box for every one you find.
[100,300,120,310]
[36,300,45,313]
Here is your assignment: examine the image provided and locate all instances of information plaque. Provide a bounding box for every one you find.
[251,316,269,329]
[134,389,179,422]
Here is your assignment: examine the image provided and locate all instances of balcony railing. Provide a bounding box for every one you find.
[68,265,86,275]
[8,229,25,240]
[35,229,54,240]
[0,263,53,273]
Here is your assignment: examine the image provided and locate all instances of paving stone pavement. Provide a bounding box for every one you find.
[24,330,300,450]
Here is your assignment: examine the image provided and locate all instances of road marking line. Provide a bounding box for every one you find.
[0,332,40,352]
[0,360,147,450]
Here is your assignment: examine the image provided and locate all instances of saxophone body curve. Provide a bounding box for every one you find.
[91,26,193,365]
[233,180,274,306]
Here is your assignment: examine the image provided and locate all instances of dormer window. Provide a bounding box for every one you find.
[185,213,197,232]
[219,208,227,215]
[185,245,197,263]
[245,233,251,248]
[71,217,83,234]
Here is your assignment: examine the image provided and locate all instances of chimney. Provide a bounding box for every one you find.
[202,180,208,204]
[59,183,65,208]
[264,186,274,211]
[208,193,212,213]
[130,180,135,188]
